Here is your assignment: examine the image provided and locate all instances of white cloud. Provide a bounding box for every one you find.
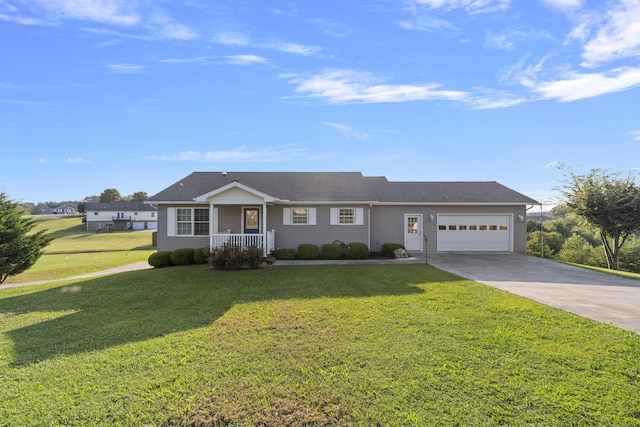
[159,56,209,64]
[534,66,640,101]
[323,122,371,140]
[544,160,563,169]
[0,98,52,106]
[30,0,140,26]
[397,13,458,33]
[285,69,468,104]
[580,0,640,67]
[628,130,640,143]
[106,63,144,73]
[413,0,512,14]
[6,1,198,41]
[213,32,321,56]
[66,155,90,164]
[150,145,308,163]
[541,0,584,11]
[226,55,269,65]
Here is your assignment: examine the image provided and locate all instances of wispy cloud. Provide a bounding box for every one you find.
[106,63,144,73]
[284,69,468,104]
[149,145,308,162]
[226,55,269,66]
[533,66,640,101]
[323,122,370,140]
[628,130,640,144]
[4,0,198,41]
[544,160,563,169]
[579,0,640,68]
[0,98,53,106]
[213,31,321,56]
[159,56,210,64]
[66,155,90,164]
[412,0,512,14]
[541,0,584,11]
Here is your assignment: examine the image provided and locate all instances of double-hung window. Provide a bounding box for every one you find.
[171,208,210,236]
[330,207,364,225]
[283,208,316,225]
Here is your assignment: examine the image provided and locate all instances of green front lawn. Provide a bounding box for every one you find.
[1,264,638,426]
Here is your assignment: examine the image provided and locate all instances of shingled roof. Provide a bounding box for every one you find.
[367,177,539,204]
[147,172,379,203]
[85,201,157,211]
[147,172,538,205]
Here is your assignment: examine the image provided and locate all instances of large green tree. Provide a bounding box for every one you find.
[99,188,122,203]
[0,192,53,284]
[129,191,148,202]
[558,167,640,270]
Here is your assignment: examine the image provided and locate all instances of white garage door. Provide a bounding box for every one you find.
[437,214,512,252]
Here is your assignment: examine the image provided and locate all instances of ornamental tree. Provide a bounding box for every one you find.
[558,167,640,270]
[0,192,53,284]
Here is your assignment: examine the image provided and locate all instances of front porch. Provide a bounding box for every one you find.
[209,231,275,255]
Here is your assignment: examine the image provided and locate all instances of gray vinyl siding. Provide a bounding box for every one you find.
[270,205,369,250]
[370,205,528,253]
[156,205,210,252]
[156,204,370,253]
[156,203,527,254]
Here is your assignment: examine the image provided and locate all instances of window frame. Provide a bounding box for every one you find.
[173,207,210,237]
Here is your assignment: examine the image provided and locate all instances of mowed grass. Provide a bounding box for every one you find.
[1,264,638,426]
[4,217,155,284]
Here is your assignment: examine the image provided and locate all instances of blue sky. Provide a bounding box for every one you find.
[1,0,639,206]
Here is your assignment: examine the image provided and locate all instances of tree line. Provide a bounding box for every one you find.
[528,167,640,273]
[18,189,149,215]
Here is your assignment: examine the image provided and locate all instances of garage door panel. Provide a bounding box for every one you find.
[437,214,511,252]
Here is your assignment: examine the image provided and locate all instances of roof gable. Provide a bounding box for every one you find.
[148,172,379,203]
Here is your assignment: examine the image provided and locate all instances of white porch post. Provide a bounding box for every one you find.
[262,202,267,254]
[209,201,215,250]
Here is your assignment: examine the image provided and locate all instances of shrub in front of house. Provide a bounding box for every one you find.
[274,248,296,260]
[170,248,195,266]
[193,247,210,264]
[321,243,343,260]
[382,243,406,258]
[148,251,174,268]
[297,244,319,260]
[209,244,263,270]
[346,242,370,260]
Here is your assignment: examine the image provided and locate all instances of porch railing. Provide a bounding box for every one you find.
[211,230,275,254]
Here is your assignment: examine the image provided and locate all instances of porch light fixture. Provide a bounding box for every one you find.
[429,213,435,221]
[517,214,525,222]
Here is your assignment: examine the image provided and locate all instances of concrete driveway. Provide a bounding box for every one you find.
[426,252,640,334]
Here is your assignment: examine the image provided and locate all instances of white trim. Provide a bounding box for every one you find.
[330,207,364,225]
[167,207,176,237]
[193,181,282,203]
[283,207,316,225]
[403,214,423,251]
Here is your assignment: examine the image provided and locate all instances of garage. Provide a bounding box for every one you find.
[437,214,512,252]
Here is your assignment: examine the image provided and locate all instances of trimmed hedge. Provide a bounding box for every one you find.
[297,244,319,260]
[274,248,296,260]
[170,248,195,266]
[382,242,406,258]
[345,242,369,260]
[321,243,343,260]
[148,251,174,268]
[193,247,210,264]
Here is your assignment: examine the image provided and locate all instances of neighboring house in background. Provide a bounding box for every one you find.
[85,201,157,231]
[41,204,77,215]
[147,172,538,255]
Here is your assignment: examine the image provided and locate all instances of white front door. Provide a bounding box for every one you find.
[404,214,423,251]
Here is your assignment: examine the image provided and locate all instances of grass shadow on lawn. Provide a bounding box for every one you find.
[0,264,440,367]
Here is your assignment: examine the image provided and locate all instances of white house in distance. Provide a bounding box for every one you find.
[85,201,157,231]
